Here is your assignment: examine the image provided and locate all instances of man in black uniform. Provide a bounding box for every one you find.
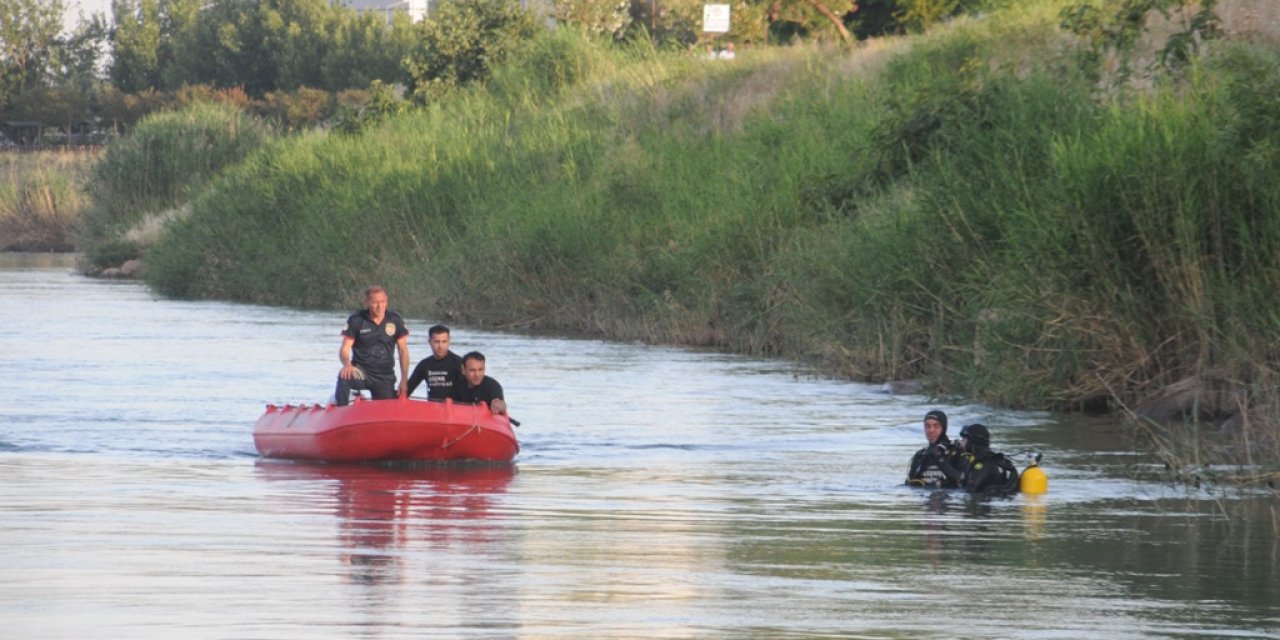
[956,424,1020,494]
[452,351,507,415]
[334,285,410,406]
[906,409,962,488]
[405,324,463,401]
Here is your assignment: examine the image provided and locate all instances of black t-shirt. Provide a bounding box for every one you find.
[406,351,463,400]
[452,376,504,409]
[342,309,408,378]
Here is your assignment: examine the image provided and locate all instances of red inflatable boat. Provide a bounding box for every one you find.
[253,397,519,462]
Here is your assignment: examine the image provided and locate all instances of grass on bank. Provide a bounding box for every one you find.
[0,150,99,252]
[85,3,1280,474]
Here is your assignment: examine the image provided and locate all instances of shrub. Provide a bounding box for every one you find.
[403,0,540,104]
[80,102,271,270]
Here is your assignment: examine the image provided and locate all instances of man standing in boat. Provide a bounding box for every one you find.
[334,285,410,406]
[453,351,507,415]
[405,324,464,400]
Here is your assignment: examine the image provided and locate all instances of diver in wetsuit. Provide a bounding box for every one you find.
[956,423,1020,495]
[906,409,963,488]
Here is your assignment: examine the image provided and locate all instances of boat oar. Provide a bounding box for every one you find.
[510,417,521,427]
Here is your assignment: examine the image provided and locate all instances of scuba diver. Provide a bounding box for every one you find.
[956,423,1020,495]
[906,409,963,488]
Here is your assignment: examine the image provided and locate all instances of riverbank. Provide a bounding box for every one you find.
[77,1,1280,478]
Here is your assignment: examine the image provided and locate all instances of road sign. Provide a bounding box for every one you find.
[703,4,731,33]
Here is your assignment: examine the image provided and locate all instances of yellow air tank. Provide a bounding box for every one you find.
[1020,453,1048,494]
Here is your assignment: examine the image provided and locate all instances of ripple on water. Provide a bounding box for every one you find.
[2,266,1277,639]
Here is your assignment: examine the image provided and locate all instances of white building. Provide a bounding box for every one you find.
[334,0,550,23]
[333,0,432,23]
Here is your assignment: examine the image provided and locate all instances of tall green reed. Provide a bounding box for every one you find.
[81,102,271,270]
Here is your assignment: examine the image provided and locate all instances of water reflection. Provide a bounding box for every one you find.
[912,489,1027,568]
[255,462,516,608]
[919,490,954,568]
[0,252,76,269]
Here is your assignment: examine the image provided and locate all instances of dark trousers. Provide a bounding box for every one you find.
[334,370,396,406]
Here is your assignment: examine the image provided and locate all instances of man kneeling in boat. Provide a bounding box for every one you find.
[334,285,410,406]
[453,351,507,415]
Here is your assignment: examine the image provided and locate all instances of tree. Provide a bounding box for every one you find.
[0,0,67,108]
[156,0,202,89]
[322,10,416,90]
[8,84,92,141]
[553,0,633,39]
[110,0,163,92]
[270,0,333,91]
[162,0,280,95]
[62,16,107,87]
[1059,0,1222,82]
[403,0,540,103]
[258,85,332,130]
[767,0,854,44]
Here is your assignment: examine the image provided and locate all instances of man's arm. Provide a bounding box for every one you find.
[405,359,428,397]
[338,337,358,379]
[906,449,926,484]
[486,378,507,415]
[396,336,410,397]
[933,446,963,487]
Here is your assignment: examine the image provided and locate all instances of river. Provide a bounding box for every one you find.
[1,254,1277,639]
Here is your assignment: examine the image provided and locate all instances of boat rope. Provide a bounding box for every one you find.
[442,424,480,449]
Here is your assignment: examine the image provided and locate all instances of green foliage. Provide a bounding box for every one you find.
[403,0,540,104]
[488,28,603,102]
[117,5,1280,465]
[896,0,963,32]
[870,31,987,183]
[331,80,409,135]
[847,0,906,39]
[110,0,164,93]
[1213,43,1280,161]
[258,86,334,130]
[95,86,175,131]
[0,0,72,109]
[1158,0,1220,70]
[625,0,707,47]
[5,85,93,133]
[1059,0,1222,83]
[321,11,417,90]
[109,0,416,97]
[552,0,632,39]
[54,12,109,92]
[81,102,270,269]
[818,26,1279,411]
